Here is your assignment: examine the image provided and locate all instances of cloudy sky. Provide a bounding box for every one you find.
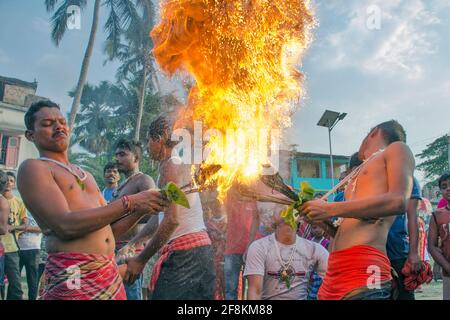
[1,0,449,184]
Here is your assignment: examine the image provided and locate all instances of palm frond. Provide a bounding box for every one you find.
[48,0,88,46]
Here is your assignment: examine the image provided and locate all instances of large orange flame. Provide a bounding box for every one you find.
[151,0,315,198]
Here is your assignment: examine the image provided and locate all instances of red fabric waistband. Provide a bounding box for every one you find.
[149,231,211,291]
[318,245,392,300]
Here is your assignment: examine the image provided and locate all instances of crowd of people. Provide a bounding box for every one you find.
[0,99,449,300]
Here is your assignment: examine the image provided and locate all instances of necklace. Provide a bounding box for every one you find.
[272,233,296,288]
[112,171,143,198]
[319,149,385,201]
[39,157,87,190]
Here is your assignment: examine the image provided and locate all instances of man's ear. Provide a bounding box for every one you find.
[25,130,34,142]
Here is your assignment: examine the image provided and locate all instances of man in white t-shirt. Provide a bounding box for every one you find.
[17,211,42,300]
[244,210,329,300]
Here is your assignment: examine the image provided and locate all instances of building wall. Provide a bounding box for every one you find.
[3,84,35,106]
[0,103,38,172]
[290,155,349,193]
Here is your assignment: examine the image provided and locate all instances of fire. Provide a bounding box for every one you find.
[151,0,315,198]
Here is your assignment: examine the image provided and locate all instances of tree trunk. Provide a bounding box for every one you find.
[68,0,101,130]
[134,67,148,142]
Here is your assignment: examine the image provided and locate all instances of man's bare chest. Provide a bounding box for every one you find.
[345,155,387,199]
[52,169,102,206]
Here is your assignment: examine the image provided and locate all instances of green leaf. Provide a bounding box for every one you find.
[299,181,315,202]
[281,203,298,232]
[163,182,190,209]
[285,277,291,289]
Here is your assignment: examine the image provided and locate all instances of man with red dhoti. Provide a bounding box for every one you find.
[300,120,415,300]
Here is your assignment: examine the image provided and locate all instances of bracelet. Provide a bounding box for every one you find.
[121,195,133,215]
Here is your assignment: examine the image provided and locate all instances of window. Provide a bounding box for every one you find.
[0,134,20,168]
[326,161,348,179]
[297,159,321,178]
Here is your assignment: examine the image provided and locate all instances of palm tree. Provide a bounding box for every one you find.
[45,0,101,131]
[104,0,159,142]
[71,81,124,155]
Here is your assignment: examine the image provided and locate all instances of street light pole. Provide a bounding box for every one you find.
[317,110,347,192]
[328,127,334,187]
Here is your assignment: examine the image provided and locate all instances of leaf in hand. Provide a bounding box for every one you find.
[300,181,315,201]
[162,182,190,208]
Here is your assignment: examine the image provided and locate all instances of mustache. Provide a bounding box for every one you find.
[52,130,68,138]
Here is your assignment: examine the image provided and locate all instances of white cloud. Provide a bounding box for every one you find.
[313,0,441,79]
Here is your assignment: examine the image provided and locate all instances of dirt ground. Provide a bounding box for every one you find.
[416,280,444,300]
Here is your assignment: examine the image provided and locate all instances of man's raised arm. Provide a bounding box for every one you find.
[17,159,166,240]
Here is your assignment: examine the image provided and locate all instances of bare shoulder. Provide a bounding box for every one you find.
[137,173,156,191]
[384,141,413,155]
[384,142,414,160]
[18,159,51,178]
[160,158,186,180]
[85,171,98,183]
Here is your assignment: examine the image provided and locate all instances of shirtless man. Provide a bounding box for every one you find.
[0,170,8,300]
[111,138,157,300]
[17,100,169,300]
[0,171,8,236]
[299,120,415,300]
[123,115,215,300]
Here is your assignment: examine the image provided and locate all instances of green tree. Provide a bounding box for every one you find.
[417,135,449,180]
[45,0,101,130]
[104,0,159,142]
[71,81,124,155]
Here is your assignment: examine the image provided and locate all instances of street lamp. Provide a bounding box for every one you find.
[317,110,347,190]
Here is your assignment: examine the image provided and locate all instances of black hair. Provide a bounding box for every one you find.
[148,116,172,139]
[0,170,7,193]
[372,120,407,145]
[349,152,363,169]
[114,139,142,161]
[24,100,61,130]
[438,172,450,188]
[103,162,118,174]
[6,171,16,180]
[148,116,179,147]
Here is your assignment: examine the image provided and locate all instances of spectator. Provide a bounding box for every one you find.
[102,163,120,203]
[17,212,42,300]
[224,186,256,300]
[428,172,450,300]
[0,172,26,300]
[0,170,10,300]
[306,225,330,300]
[244,210,328,300]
